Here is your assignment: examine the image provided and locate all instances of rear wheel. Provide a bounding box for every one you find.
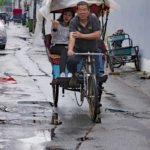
[134,54,140,71]
[87,75,99,122]
[0,45,5,50]
[109,58,114,72]
[52,80,59,107]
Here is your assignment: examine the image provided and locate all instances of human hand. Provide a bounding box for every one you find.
[72,31,82,39]
[68,50,74,56]
[51,20,59,29]
[65,46,68,49]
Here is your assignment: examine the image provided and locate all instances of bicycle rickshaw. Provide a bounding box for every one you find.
[0,12,8,24]
[39,0,120,122]
[107,30,140,72]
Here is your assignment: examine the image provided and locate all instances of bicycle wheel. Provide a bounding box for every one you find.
[87,75,99,122]
[52,80,59,107]
[108,57,114,72]
[134,54,140,71]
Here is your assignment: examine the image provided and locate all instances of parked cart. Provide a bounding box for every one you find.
[13,9,22,23]
[107,31,140,72]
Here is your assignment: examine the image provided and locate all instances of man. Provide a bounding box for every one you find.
[90,4,107,74]
[67,1,101,78]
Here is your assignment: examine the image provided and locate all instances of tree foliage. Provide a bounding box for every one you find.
[0,0,5,8]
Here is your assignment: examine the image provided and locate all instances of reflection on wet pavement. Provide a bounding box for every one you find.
[105,108,150,119]
[50,112,62,126]
[0,101,58,149]
[105,92,116,97]
[77,136,94,141]
[0,53,7,56]
[0,119,5,124]
[46,147,65,150]
[18,101,53,107]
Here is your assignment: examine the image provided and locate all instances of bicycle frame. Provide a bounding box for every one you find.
[75,52,102,121]
[75,52,101,98]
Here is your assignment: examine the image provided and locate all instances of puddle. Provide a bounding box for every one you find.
[12,36,28,41]
[105,108,150,119]
[46,147,65,150]
[50,127,56,140]
[50,112,62,125]
[0,119,6,124]
[18,101,53,107]
[12,35,31,41]
[0,118,52,126]
[0,53,7,56]
[105,108,126,113]
[128,111,150,119]
[50,112,62,140]
[0,106,8,112]
[105,92,116,97]
[77,136,94,141]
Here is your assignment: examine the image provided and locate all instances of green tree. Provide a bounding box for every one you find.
[0,0,5,8]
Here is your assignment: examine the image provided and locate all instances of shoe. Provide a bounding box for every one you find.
[100,71,104,74]
[68,72,72,77]
[99,73,108,83]
[60,72,65,77]
[69,75,79,88]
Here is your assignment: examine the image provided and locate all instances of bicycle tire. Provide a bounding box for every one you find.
[134,54,140,71]
[108,57,114,72]
[87,75,99,122]
[52,83,59,107]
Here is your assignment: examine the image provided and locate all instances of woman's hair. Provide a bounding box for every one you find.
[58,8,75,23]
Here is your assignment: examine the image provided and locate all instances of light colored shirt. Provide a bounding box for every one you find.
[51,23,69,45]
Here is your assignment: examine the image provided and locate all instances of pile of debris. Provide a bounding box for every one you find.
[140,72,150,79]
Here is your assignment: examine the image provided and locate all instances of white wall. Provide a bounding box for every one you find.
[108,0,150,72]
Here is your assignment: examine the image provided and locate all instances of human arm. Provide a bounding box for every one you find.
[72,30,100,40]
[51,20,59,30]
[45,34,51,48]
[68,32,76,56]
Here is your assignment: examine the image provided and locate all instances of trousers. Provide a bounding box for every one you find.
[51,44,68,73]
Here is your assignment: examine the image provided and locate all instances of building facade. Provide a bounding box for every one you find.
[108,0,150,72]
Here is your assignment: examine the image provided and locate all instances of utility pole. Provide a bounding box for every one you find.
[12,0,13,12]
[33,0,37,33]
[19,0,21,8]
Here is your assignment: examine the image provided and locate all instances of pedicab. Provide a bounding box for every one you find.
[0,12,8,24]
[107,29,140,72]
[13,8,22,23]
[35,0,120,122]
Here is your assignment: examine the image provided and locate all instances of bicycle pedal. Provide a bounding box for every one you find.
[97,108,100,114]
[95,115,101,123]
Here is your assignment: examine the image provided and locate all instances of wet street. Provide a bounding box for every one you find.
[0,23,150,150]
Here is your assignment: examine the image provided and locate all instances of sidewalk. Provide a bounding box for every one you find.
[106,66,150,98]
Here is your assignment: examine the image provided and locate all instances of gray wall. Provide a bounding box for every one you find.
[108,0,150,71]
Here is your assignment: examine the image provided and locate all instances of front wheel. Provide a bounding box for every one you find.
[109,59,114,72]
[87,75,99,122]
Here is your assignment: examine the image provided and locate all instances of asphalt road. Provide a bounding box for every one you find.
[0,23,150,150]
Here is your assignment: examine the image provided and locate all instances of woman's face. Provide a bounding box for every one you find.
[63,11,73,24]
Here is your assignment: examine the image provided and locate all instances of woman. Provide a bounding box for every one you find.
[50,8,75,77]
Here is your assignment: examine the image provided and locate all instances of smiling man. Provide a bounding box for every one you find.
[67,1,101,76]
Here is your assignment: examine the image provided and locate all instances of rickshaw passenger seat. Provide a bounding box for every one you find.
[47,48,60,65]
[49,53,60,59]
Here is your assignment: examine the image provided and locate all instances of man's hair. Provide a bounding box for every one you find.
[77,1,90,10]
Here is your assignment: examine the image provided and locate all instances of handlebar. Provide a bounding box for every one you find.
[74,52,102,56]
